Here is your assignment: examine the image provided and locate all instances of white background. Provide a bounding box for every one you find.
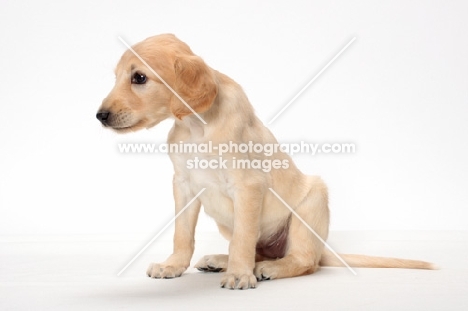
[1,0,467,236]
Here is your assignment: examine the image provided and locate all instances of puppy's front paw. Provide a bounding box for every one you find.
[220,272,257,290]
[146,263,186,279]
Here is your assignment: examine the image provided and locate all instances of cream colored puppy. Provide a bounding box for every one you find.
[97,34,435,290]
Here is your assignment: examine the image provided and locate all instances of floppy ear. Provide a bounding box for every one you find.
[170,55,218,120]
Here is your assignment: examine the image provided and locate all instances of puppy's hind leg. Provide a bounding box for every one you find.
[255,176,329,280]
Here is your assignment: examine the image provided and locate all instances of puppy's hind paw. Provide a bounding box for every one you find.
[194,254,228,273]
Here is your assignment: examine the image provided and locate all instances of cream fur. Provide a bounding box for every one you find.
[97,34,435,290]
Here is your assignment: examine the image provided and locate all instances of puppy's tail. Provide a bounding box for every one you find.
[320,249,438,270]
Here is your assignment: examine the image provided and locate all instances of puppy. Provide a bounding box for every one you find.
[97,34,435,289]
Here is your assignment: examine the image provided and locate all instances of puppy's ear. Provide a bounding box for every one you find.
[170,55,218,120]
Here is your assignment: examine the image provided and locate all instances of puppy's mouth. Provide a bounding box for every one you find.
[96,111,146,132]
[108,119,147,133]
[109,124,135,131]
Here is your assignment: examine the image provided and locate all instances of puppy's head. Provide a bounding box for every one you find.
[96,34,217,133]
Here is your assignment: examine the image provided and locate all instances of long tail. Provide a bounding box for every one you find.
[320,249,437,270]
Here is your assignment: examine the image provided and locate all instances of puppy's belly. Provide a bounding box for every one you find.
[256,215,291,259]
[200,192,289,259]
[188,168,291,258]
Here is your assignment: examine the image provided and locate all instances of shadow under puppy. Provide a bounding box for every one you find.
[96,34,436,290]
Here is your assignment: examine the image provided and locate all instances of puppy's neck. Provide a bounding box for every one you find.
[179,115,205,139]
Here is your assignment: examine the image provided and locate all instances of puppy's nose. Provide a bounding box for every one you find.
[96,111,110,123]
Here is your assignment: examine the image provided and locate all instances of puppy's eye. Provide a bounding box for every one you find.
[131,72,147,84]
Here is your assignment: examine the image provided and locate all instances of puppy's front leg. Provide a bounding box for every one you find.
[147,176,201,279]
[221,186,263,289]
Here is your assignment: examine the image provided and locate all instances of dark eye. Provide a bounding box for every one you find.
[131,72,147,84]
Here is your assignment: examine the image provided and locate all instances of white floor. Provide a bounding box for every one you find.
[1,231,467,311]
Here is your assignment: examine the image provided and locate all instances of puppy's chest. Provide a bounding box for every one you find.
[171,151,235,195]
[171,150,236,222]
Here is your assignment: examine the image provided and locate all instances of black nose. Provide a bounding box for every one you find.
[96,111,110,123]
